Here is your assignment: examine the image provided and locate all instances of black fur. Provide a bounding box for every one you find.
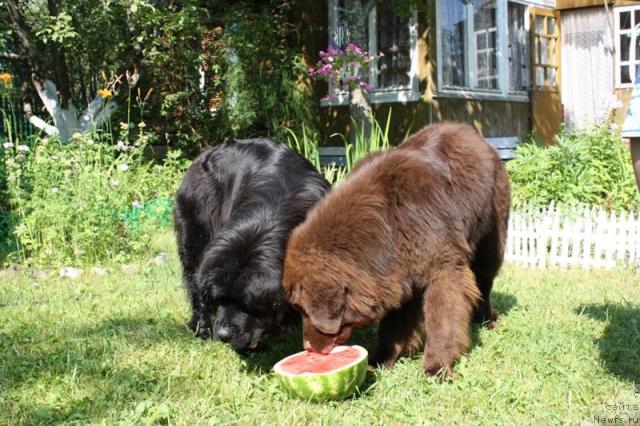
[174,138,330,351]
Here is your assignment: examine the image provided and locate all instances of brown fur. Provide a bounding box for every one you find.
[282,122,511,377]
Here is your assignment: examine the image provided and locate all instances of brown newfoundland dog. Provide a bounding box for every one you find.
[282,122,510,377]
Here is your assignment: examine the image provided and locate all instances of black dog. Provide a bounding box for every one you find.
[174,138,330,351]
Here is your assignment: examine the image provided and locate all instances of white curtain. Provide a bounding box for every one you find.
[561,7,614,130]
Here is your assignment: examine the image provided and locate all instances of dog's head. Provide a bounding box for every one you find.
[209,272,297,352]
[198,226,298,352]
[282,190,397,354]
[282,245,381,354]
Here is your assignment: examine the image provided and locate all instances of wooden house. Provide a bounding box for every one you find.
[298,0,640,156]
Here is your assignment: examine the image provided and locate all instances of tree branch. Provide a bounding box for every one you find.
[363,0,378,16]
[19,79,58,136]
[5,0,44,79]
[0,52,22,60]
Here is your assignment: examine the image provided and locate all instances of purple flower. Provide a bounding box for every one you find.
[345,43,365,56]
[310,44,376,93]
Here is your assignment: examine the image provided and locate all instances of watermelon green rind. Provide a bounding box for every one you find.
[273,345,368,401]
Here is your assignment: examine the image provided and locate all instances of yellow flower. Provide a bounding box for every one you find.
[97,88,112,98]
[0,72,13,86]
[72,132,82,139]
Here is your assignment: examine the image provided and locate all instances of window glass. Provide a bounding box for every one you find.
[473,0,497,89]
[621,65,631,84]
[439,1,466,87]
[376,2,412,89]
[620,11,631,30]
[334,0,369,49]
[621,34,631,62]
[508,2,529,92]
[616,6,640,87]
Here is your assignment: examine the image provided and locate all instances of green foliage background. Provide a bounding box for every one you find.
[507,125,640,211]
[0,0,316,151]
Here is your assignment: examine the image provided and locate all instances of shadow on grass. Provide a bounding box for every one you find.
[492,291,518,318]
[0,315,191,424]
[576,303,640,384]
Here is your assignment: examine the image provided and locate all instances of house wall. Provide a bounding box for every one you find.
[309,2,532,145]
[557,0,638,10]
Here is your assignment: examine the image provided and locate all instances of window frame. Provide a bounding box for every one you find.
[614,5,640,89]
[321,0,421,107]
[435,0,540,103]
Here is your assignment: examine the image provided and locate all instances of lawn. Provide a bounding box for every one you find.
[1,232,639,425]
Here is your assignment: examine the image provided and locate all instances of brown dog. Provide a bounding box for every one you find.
[282,122,510,377]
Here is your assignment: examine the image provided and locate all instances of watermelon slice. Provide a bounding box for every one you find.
[273,345,368,401]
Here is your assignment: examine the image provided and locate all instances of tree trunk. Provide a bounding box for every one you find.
[349,86,372,140]
[344,0,377,140]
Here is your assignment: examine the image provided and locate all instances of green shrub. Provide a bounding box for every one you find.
[507,125,640,211]
[1,131,186,267]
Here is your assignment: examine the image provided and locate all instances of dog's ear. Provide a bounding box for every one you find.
[304,283,346,335]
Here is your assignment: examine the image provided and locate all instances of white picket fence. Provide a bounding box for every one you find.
[505,203,640,269]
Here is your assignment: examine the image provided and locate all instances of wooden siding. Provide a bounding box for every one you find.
[557,0,639,9]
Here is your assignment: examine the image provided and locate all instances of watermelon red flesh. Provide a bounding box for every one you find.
[273,345,368,401]
[278,347,362,374]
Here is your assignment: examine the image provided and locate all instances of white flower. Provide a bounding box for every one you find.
[17,145,29,152]
[51,187,59,193]
[2,142,12,149]
[110,179,119,186]
[118,163,129,172]
[42,137,49,145]
[608,94,623,111]
[116,140,130,151]
[72,132,82,139]
[138,122,146,128]
[132,199,142,208]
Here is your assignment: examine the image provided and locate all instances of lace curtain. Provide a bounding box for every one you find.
[561,7,614,129]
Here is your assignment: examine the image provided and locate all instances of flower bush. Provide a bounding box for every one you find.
[308,43,381,100]
[0,129,187,267]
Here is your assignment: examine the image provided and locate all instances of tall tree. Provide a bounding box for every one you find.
[2,0,146,141]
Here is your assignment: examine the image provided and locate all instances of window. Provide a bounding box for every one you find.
[436,0,532,99]
[614,5,640,88]
[326,0,420,105]
[508,2,529,92]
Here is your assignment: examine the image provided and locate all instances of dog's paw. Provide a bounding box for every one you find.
[194,319,214,340]
[423,361,458,381]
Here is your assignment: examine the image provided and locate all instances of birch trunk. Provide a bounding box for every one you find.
[349,86,372,139]
[344,0,377,140]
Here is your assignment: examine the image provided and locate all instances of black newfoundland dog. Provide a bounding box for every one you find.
[174,138,330,351]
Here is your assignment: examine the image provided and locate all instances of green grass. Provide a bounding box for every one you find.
[1,231,639,425]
